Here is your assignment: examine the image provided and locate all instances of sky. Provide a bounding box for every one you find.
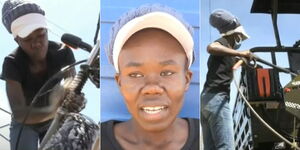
[200,0,300,110]
[0,0,100,149]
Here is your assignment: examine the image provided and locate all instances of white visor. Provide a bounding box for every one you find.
[112,12,194,73]
[11,13,47,38]
[221,26,250,40]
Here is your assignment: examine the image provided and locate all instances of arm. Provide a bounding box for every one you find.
[207,42,252,58]
[6,80,59,124]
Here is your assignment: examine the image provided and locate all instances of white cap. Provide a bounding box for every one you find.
[112,11,194,73]
[221,25,250,40]
[11,13,47,38]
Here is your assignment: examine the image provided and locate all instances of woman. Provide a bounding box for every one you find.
[101,4,199,150]
[1,0,81,149]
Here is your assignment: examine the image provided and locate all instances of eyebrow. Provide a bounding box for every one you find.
[125,62,143,68]
[159,59,177,66]
[124,59,177,68]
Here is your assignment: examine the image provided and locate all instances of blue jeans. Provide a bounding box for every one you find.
[10,119,51,150]
[201,91,234,150]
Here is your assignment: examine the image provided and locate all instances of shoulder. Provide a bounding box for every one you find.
[186,118,199,132]
[207,38,228,53]
[47,41,75,64]
[101,120,122,138]
[101,120,116,130]
[101,120,123,150]
[214,37,229,46]
[48,41,73,56]
[1,47,28,81]
[181,118,199,150]
[4,47,26,63]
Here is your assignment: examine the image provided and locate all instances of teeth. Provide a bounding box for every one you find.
[143,106,165,111]
[142,106,166,114]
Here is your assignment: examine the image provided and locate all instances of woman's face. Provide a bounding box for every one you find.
[16,28,48,62]
[115,28,192,132]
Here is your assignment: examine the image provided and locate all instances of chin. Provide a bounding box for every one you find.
[39,48,48,59]
[137,117,176,132]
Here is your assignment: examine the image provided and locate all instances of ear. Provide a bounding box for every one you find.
[184,70,193,91]
[224,35,235,48]
[114,73,121,87]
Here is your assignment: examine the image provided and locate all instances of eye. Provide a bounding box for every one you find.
[128,72,144,78]
[39,32,46,38]
[39,33,45,38]
[21,37,32,42]
[160,71,174,76]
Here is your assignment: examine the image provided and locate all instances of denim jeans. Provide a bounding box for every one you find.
[10,119,51,150]
[201,91,234,150]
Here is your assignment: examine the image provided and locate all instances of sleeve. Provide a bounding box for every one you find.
[1,56,22,82]
[215,38,228,46]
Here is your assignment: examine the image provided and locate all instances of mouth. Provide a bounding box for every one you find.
[141,106,167,114]
[138,105,169,122]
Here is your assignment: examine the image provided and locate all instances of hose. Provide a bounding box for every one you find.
[233,70,300,149]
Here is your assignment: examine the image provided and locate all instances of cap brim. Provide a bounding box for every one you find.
[233,26,249,40]
[17,23,47,38]
[11,13,47,38]
[113,12,194,73]
[221,26,249,40]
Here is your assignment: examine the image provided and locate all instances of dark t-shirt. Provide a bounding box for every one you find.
[203,38,235,94]
[101,118,199,150]
[1,41,75,107]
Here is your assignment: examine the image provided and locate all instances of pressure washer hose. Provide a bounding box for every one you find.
[233,70,300,149]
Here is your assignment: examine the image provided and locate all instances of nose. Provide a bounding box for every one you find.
[31,38,43,49]
[141,75,164,95]
[141,84,164,95]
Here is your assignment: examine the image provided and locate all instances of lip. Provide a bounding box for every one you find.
[139,105,169,122]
